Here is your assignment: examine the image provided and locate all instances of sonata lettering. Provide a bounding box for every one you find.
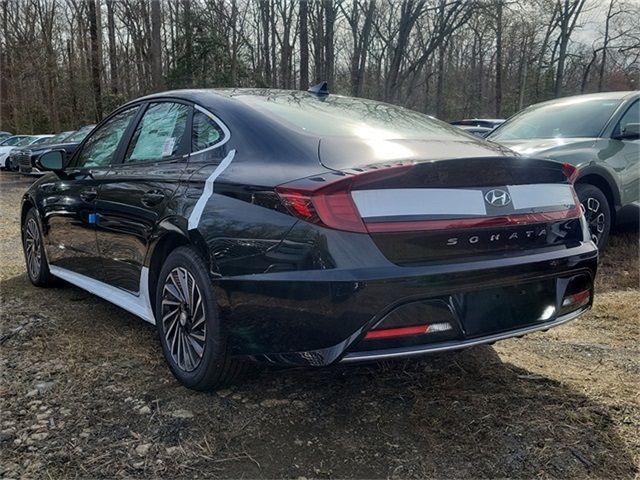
[446,227,547,247]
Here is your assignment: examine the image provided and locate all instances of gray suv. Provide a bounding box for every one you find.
[488,91,639,248]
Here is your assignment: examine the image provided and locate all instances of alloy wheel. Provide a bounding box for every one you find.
[161,267,206,372]
[24,218,42,279]
[581,197,606,245]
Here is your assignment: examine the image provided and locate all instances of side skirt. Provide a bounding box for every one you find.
[49,265,156,324]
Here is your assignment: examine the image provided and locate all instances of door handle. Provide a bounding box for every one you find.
[142,190,165,207]
[79,188,97,202]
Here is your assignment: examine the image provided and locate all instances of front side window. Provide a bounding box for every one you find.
[74,107,139,168]
[192,110,224,152]
[614,100,639,137]
[124,102,190,163]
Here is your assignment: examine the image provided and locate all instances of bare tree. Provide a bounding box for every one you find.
[87,0,102,121]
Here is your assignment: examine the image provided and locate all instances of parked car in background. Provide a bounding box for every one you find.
[488,91,639,248]
[0,135,53,170]
[450,118,505,130]
[0,131,13,141]
[16,125,95,174]
[455,125,494,138]
[8,131,74,171]
[22,88,597,390]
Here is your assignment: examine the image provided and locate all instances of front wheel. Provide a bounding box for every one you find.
[575,183,611,250]
[22,208,55,286]
[155,246,243,391]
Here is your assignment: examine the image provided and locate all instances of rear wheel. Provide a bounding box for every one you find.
[22,208,55,286]
[155,246,242,391]
[576,183,611,250]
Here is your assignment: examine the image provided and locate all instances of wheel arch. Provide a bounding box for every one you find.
[145,218,220,312]
[20,195,37,227]
[575,168,620,219]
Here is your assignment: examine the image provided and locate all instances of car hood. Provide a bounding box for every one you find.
[494,137,599,157]
[0,145,18,154]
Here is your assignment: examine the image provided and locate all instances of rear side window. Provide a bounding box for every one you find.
[124,102,190,163]
[192,111,225,152]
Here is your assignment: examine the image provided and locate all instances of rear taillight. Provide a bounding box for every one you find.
[276,184,367,233]
[276,163,582,234]
[276,164,412,233]
[562,163,579,183]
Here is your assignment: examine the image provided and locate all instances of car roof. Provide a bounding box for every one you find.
[531,90,639,108]
[130,88,475,141]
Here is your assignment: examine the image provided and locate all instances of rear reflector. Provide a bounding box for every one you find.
[562,289,591,308]
[365,322,452,340]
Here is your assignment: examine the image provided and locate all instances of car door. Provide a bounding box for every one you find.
[93,101,191,293]
[42,106,141,278]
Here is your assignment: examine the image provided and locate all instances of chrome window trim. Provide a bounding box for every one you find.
[192,104,231,154]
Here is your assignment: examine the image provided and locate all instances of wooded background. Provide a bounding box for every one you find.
[1,0,639,134]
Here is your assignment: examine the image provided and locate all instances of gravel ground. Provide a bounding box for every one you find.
[0,171,638,478]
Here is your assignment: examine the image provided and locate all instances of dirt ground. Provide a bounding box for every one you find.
[0,171,638,479]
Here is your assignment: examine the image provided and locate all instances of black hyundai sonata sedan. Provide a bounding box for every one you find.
[21,88,598,390]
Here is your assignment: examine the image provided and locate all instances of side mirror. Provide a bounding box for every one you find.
[615,122,640,140]
[36,149,68,172]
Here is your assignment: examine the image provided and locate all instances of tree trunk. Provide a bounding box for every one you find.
[495,0,503,117]
[183,0,193,87]
[150,0,163,91]
[0,0,10,130]
[261,1,271,84]
[106,0,118,95]
[324,0,335,88]
[87,0,103,121]
[299,0,309,90]
[598,0,614,92]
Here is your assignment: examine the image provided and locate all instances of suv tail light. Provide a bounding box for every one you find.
[562,163,579,183]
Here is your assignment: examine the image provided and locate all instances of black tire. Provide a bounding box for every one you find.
[155,246,243,391]
[22,208,55,287]
[575,183,611,250]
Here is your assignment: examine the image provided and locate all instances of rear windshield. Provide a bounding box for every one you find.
[236,92,472,141]
[490,96,623,140]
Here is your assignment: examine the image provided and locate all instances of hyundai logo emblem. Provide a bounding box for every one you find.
[485,188,511,207]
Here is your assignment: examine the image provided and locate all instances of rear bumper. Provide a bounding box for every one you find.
[219,242,598,366]
[341,306,586,363]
